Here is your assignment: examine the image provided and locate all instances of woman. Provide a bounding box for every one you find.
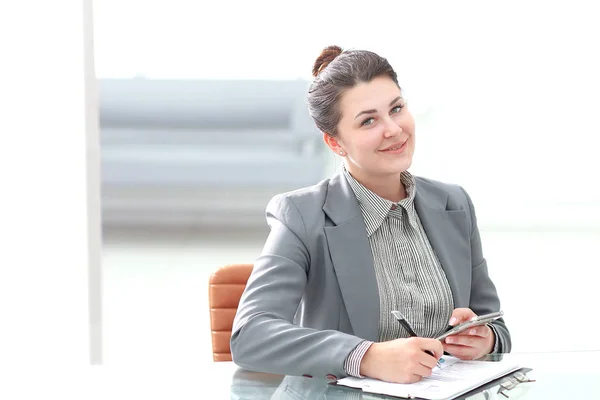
[231,45,511,384]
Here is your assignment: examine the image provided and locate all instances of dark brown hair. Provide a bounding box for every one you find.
[307,45,400,137]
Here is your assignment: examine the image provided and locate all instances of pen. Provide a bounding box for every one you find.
[391,311,442,369]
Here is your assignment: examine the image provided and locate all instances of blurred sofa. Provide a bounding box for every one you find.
[99,78,326,227]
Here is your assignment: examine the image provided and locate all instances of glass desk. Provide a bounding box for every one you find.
[225,351,600,399]
[8,351,598,399]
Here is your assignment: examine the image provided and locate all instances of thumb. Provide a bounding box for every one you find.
[418,338,444,359]
[448,308,477,326]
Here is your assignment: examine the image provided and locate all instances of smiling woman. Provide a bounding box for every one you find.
[230,45,510,384]
[323,76,415,202]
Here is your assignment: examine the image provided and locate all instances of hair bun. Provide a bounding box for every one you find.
[312,45,343,77]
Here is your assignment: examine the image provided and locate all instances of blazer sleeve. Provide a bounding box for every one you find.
[230,194,364,378]
[460,187,512,353]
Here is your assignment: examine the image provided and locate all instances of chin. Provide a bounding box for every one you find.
[388,157,413,174]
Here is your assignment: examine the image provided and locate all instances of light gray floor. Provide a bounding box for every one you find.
[102,226,267,365]
[102,226,600,365]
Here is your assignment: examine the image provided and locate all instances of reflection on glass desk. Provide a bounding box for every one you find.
[27,351,595,399]
[227,351,600,399]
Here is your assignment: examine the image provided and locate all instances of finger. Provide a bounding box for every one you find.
[445,334,486,347]
[418,338,444,359]
[420,352,439,370]
[451,325,491,340]
[413,363,434,378]
[448,308,477,326]
[453,325,490,338]
[404,374,423,384]
[442,343,478,360]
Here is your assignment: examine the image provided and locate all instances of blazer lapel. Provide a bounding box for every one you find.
[414,179,471,307]
[323,172,380,342]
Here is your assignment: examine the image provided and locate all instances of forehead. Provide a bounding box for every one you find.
[340,76,402,114]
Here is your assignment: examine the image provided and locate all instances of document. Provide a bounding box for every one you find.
[335,357,521,400]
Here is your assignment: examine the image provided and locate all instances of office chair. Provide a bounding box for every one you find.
[209,263,254,361]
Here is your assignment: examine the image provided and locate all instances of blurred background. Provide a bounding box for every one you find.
[95,1,600,365]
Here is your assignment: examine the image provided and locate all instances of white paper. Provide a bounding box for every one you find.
[336,357,521,400]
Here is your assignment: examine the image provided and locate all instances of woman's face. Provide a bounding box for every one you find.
[326,76,416,180]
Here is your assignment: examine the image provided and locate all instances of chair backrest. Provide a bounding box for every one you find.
[208,263,254,361]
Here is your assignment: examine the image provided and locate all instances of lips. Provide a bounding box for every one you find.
[380,140,407,152]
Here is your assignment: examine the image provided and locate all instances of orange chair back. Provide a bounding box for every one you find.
[208,263,253,361]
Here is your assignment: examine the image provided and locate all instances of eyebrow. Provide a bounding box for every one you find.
[354,96,403,120]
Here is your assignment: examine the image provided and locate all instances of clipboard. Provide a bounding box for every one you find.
[451,367,534,400]
[333,357,531,400]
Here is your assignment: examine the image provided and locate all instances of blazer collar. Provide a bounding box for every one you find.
[414,177,450,212]
[322,169,363,225]
[323,170,451,225]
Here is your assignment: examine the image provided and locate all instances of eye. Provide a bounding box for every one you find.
[361,117,375,126]
[390,104,404,114]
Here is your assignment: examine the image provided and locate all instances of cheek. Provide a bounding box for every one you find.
[394,113,415,133]
[351,132,382,154]
[408,137,416,155]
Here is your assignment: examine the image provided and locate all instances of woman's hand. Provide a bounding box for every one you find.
[442,308,495,360]
[359,337,443,383]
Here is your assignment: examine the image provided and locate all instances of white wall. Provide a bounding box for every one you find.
[0,1,102,365]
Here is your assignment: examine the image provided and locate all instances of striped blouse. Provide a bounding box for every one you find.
[342,167,455,377]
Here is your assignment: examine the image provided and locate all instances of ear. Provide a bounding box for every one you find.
[322,132,346,156]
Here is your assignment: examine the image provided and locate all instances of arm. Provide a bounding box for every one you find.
[230,195,364,378]
[460,186,512,353]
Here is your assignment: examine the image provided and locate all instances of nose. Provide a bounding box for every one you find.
[383,116,402,138]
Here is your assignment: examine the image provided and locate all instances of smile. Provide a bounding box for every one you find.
[380,140,408,153]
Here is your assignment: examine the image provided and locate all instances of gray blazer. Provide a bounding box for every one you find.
[231,170,511,379]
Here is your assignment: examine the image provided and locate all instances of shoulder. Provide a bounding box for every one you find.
[414,175,475,211]
[269,178,329,208]
[415,175,468,199]
[414,175,480,233]
[266,178,331,223]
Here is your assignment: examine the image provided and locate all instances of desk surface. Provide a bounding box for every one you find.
[225,351,599,399]
[5,351,600,399]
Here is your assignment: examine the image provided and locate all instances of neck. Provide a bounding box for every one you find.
[346,166,407,202]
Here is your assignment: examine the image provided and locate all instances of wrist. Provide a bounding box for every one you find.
[345,341,374,377]
[359,342,381,378]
